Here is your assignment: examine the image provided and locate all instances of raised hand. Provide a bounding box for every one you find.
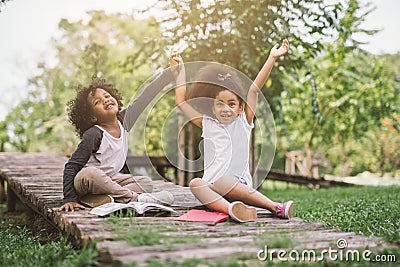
[169,49,183,72]
[270,39,289,59]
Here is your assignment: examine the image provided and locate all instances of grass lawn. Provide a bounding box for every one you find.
[259,183,400,244]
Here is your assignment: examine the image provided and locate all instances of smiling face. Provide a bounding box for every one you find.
[213,89,243,125]
[87,88,119,123]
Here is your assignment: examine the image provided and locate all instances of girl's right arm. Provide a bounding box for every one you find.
[170,50,203,128]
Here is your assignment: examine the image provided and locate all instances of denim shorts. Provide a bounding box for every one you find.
[236,176,248,185]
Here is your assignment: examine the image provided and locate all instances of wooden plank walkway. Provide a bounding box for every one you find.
[0,152,397,266]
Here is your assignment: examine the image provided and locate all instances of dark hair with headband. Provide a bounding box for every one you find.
[188,64,245,115]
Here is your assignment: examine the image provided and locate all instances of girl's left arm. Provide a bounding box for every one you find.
[245,39,289,124]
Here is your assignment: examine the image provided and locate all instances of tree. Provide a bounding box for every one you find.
[277,48,399,176]
[1,11,169,153]
[0,120,9,152]
[154,0,374,98]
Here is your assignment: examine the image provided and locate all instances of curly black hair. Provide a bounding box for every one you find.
[67,78,124,138]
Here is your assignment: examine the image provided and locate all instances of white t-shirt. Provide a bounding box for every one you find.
[86,121,128,179]
[201,111,254,188]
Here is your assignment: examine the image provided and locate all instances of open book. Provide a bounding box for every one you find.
[89,201,176,216]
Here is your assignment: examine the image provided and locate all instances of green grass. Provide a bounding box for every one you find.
[1,184,399,267]
[107,210,200,248]
[139,258,250,267]
[0,203,98,267]
[260,183,400,244]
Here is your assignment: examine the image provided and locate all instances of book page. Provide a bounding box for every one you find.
[129,202,176,214]
[89,201,176,216]
[89,202,130,216]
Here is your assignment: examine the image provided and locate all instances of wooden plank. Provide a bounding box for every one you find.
[263,169,355,188]
[6,186,17,212]
[0,177,5,203]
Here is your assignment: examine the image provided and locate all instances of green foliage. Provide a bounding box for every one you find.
[145,91,177,155]
[1,11,168,154]
[277,47,400,176]
[0,204,98,267]
[260,184,400,244]
[142,257,252,267]
[158,0,345,68]
[157,0,374,99]
[272,0,399,176]
[0,120,9,151]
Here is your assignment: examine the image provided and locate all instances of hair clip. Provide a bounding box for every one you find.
[217,73,232,81]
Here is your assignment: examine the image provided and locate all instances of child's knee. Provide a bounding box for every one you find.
[189,177,204,188]
[74,167,106,195]
[74,166,103,187]
[77,166,100,178]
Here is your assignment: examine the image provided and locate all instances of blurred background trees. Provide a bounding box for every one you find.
[0,0,398,177]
